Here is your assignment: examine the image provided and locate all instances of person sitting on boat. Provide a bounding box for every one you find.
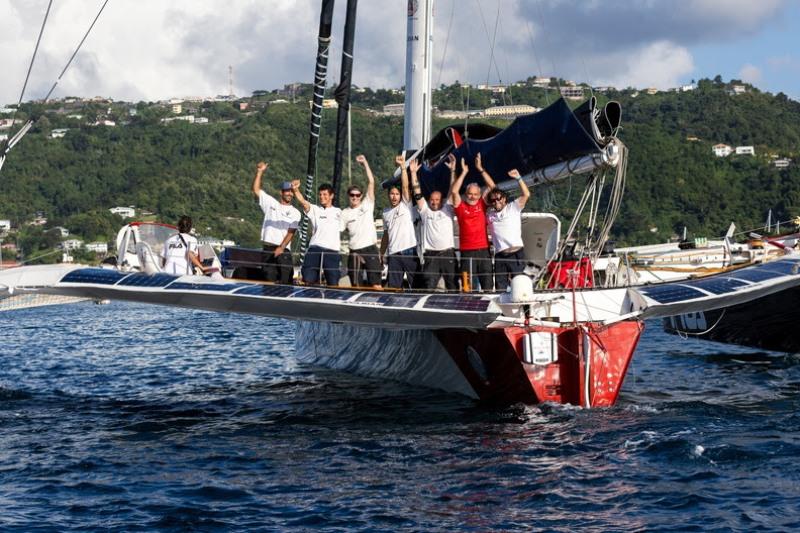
[252,161,301,284]
[291,180,342,286]
[409,154,460,291]
[449,153,495,291]
[161,215,206,276]
[380,154,419,289]
[486,169,531,291]
[341,155,382,289]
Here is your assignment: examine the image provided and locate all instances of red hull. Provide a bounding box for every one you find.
[435,320,643,407]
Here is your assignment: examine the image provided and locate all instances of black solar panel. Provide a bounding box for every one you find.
[423,294,491,312]
[638,284,707,304]
[233,284,299,298]
[168,281,246,292]
[356,293,421,309]
[291,288,355,301]
[759,258,800,275]
[686,277,749,295]
[117,273,179,288]
[61,268,128,285]
[727,268,783,283]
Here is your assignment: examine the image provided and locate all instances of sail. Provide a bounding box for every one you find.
[386,97,622,196]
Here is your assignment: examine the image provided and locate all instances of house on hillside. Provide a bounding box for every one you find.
[482,105,540,118]
[774,158,791,169]
[85,242,108,254]
[61,239,84,251]
[559,86,584,100]
[382,103,405,116]
[50,129,69,139]
[712,143,733,157]
[110,206,135,218]
[735,146,755,156]
[730,85,747,95]
[0,220,11,231]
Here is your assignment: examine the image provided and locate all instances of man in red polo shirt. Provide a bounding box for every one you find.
[448,153,497,291]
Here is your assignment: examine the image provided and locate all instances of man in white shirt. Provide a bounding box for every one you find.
[161,215,206,275]
[291,179,342,286]
[486,168,531,290]
[409,156,458,291]
[252,161,301,284]
[341,155,381,288]
[380,154,419,289]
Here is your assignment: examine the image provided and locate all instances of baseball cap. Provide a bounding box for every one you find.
[281,181,293,190]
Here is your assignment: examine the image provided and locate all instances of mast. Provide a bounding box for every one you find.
[300,0,336,251]
[331,0,358,206]
[403,0,434,153]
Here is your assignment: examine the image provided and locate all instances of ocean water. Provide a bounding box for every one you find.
[1,301,798,532]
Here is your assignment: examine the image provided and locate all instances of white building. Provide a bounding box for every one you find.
[735,146,755,156]
[85,242,108,254]
[50,128,69,139]
[531,77,552,88]
[0,220,11,231]
[730,85,747,95]
[680,84,696,92]
[162,115,195,124]
[109,206,135,218]
[476,84,507,94]
[195,116,209,124]
[93,119,116,127]
[382,103,405,116]
[61,239,84,251]
[0,107,14,114]
[171,103,183,114]
[645,87,659,95]
[774,158,791,169]
[559,86,584,99]
[436,109,478,119]
[712,143,733,157]
[482,105,540,118]
[0,134,8,142]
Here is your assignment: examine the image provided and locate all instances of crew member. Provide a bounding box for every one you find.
[449,152,495,291]
[486,168,531,290]
[161,215,205,275]
[410,155,459,291]
[380,154,419,289]
[252,161,301,284]
[291,180,342,286]
[341,155,381,288]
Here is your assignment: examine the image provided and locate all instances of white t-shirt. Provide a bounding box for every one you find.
[307,204,342,251]
[383,200,417,254]
[418,201,455,252]
[259,190,301,249]
[487,200,524,252]
[341,197,377,250]
[161,233,198,275]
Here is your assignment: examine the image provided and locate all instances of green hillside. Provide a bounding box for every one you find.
[1,76,799,261]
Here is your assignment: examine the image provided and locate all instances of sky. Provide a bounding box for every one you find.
[0,0,798,106]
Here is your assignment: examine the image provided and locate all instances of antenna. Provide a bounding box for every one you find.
[228,65,234,97]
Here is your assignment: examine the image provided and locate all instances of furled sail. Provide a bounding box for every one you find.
[385,97,622,196]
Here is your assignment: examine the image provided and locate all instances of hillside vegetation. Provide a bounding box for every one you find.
[1,76,799,259]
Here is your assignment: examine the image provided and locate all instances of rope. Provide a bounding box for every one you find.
[435,0,456,90]
[10,0,54,127]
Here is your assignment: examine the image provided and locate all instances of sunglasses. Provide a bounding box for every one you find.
[490,197,505,203]
[349,193,362,198]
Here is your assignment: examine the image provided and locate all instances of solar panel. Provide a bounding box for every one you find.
[117,273,178,288]
[686,277,749,295]
[759,258,800,275]
[423,295,491,312]
[291,288,355,301]
[61,268,128,285]
[355,293,421,309]
[233,284,299,298]
[168,281,246,292]
[638,284,707,304]
[727,268,783,283]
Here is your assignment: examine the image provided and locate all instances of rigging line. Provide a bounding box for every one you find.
[524,19,550,106]
[435,0,456,90]
[533,0,561,94]
[473,0,498,88]
[42,0,112,102]
[10,0,54,129]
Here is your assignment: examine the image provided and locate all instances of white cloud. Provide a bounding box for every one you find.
[0,0,793,104]
[739,63,763,84]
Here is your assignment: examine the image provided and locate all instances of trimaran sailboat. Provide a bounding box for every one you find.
[2,0,800,407]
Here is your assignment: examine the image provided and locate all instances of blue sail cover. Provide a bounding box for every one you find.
[388,97,619,196]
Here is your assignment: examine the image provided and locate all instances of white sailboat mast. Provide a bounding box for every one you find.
[403,0,434,152]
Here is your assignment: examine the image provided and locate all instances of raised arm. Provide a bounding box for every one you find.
[290,179,312,213]
[252,161,268,197]
[408,158,425,211]
[448,157,469,208]
[395,154,410,202]
[508,169,530,208]
[474,153,496,202]
[355,155,375,202]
